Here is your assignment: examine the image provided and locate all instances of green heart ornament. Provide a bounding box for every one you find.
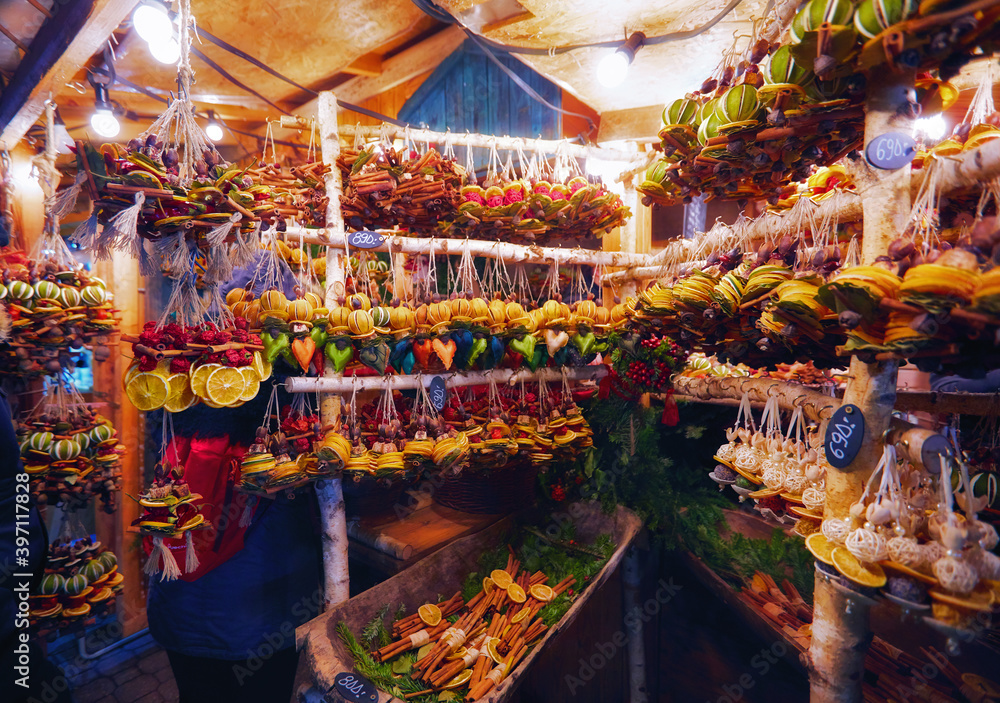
[508,334,536,361]
[325,340,353,373]
[466,337,488,368]
[262,331,289,364]
[571,331,596,356]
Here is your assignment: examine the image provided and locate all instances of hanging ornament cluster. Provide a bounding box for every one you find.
[336,139,464,234]
[19,379,124,513]
[239,388,323,494]
[806,442,1000,632]
[442,141,629,245]
[123,319,268,411]
[250,159,331,229]
[710,393,824,530]
[0,250,119,375]
[133,457,207,581]
[31,536,123,625]
[607,331,688,396]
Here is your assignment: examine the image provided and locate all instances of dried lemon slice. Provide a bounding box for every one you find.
[805,533,835,566]
[126,373,169,412]
[507,583,526,604]
[442,668,472,690]
[206,366,246,407]
[122,361,141,390]
[418,603,442,627]
[510,607,531,624]
[238,366,260,402]
[831,547,886,588]
[490,569,512,589]
[529,584,555,602]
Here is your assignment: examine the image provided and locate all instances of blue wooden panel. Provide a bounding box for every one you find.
[398,39,561,173]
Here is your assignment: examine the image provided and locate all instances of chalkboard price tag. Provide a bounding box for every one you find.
[429,376,447,411]
[348,231,385,249]
[865,133,917,170]
[331,672,377,702]
[824,404,865,469]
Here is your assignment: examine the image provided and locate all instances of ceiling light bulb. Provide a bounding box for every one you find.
[913,113,947,141]
[597,50,631,88]
[90,108,120,138]
[133,3,173,43]
[149,36,181,65]
[206,122,224,142]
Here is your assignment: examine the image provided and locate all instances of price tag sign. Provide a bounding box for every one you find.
[330,672,378,703]
[824,404,865,469]
[865,133,916,170]
[429,375,447,411]
[347,231,385,249]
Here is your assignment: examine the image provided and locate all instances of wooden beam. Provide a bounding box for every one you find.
[289,25,465,120]
[0,0,139,148]
[0,22,28,53]
[341,52,383,78]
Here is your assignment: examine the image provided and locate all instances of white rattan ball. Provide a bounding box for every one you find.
[802,486,825,511]
[933,555,978,595]
[761,459,785,489]
[846,527,888,563]
[974,521,998,551]
[887,536,923,567]
[821,517,850,545]
[735,446,760,472]
[921,541,946,565]
[783,471,808,495]
[716,442,737,462]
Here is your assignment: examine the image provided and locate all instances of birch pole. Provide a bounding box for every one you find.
[317,91,350,609]
[807,71,915,703]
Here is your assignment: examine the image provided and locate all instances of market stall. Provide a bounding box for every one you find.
[4,0,1000,702]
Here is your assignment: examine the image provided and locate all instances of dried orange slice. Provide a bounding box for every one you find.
[125,373,169,412]
[122,361,141,390]
[490,569,512,589]
[418,603,442,627]
[806,533,835,566]
[486,637,503,664]
[238,366,260,402]
[510,607,531,624]
[442,668,472,690]
[189,362,219,399]
[507,583,526,604]
[445,647,467,661]
[831,547,886,588]
[251,351,272,381]
[529,584,555,602]
[206,366,246,407]
[164,375,198,413]
[482,577,495,595]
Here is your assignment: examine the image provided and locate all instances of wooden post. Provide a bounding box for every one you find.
[316,91,351,610]
[807,71,915,703]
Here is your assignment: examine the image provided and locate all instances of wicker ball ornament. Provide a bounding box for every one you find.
[887,536,923,567]
[822,517,850,544]
[802,486,825,511]
[933,555,978,595]
[846,526,888,562]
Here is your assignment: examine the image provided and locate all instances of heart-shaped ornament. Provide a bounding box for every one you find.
[325,341,353,373]
[389,339,412,373]
[401,350,416,375]
[262,331,290,364]
[359,341,390,375]
[571,331,596,356]
[525,346,547,372]
[291,337,317,372]
[544,328,569,357]
[412,338,434,369]
[466,337,488,368]
[450,329,473,368]
[432,337,457,370]
[508,334,537,361]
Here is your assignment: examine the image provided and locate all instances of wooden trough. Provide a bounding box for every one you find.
[292,501,642,702]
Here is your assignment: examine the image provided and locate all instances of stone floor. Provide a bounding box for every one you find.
[55,630,179,703]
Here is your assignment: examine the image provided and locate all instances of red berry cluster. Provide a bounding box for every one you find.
[550,484,566,501]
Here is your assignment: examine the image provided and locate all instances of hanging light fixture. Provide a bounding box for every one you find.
[597,32,645,88]
[148,34,181,64]
[132,0,173,43]
[205,111,224,142]
[89,83,120,139]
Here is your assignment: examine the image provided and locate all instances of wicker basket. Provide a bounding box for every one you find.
[433,464,538,514]
[342,474,411,518]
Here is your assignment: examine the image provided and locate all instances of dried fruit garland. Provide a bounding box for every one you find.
[0,252,119,375]
[31,540,124,625]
